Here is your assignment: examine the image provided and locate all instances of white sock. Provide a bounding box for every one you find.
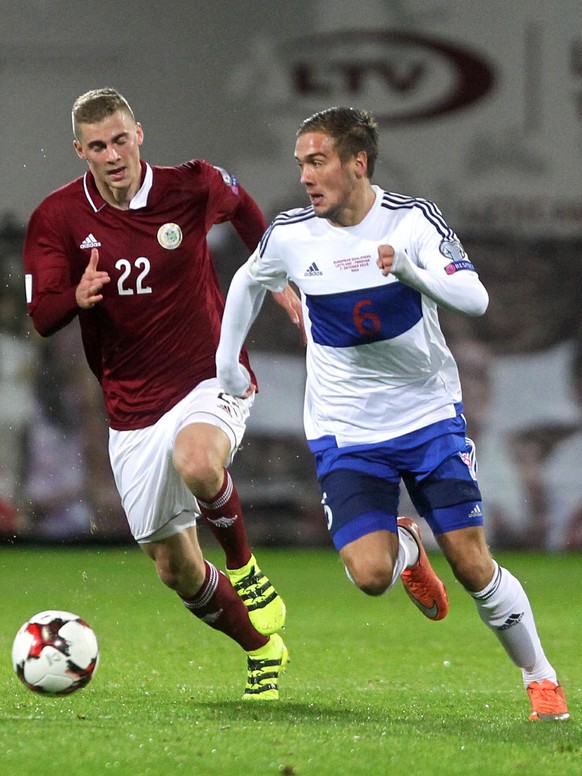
[471,561,557,688]
[398,524,420,568]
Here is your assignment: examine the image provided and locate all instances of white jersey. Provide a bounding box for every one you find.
[223,186,489,448]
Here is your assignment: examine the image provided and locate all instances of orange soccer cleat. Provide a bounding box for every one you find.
[527,679,571,721]
[397,517,449,621]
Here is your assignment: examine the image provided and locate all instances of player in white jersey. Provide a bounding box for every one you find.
[216,107,570,721]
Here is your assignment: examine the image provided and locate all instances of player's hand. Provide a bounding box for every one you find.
[271,284,307,345]
[377,245,396,276]
[76,248,111,309]
[219,363,255,399]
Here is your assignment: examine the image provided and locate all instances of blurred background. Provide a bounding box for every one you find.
[2,0,582,552]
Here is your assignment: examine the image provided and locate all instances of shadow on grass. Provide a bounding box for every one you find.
[187,697,580,750]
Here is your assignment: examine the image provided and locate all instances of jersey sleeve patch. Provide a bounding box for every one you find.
[439,238,475,274]
[444,259,476,274]
[213,165,239,194]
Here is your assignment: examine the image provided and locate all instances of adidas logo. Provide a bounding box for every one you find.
[80,233,102,249]
[207,515,238,528]
[467,504,482,519]
[498,611,524,631]
[200,609,224,624]
[304,262,323,277]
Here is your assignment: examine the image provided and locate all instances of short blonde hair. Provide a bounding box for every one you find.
[72,88,135,139]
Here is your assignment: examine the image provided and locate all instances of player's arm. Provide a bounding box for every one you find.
[378,244,488,316]
[229,183,267,251]
[377,204,488,317]
[229,184,302,320]
[24,207,81,336]
[24,208,110,336]
[229,184,305,342]
[216,260,268,397]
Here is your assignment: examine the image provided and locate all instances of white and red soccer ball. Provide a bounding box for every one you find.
[12,610,99,695]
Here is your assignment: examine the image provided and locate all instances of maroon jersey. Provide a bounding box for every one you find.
[24,160,264,430]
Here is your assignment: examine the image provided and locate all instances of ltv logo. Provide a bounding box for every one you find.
[285,30,495,125]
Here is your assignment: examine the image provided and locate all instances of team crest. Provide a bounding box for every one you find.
[157,223,182,250]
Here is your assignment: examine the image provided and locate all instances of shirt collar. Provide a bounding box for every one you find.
[83,160,153,212]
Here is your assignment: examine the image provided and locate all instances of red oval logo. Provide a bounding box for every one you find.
[283,30,495,125]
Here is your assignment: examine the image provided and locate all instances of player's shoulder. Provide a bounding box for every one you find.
[378,188,452,235]
[272,204,314,223]
[268,205,315,234]
[31,176,85,218]
[154,158,204,179]
[165,158,231,180]
[259,205,315,252]
[162,158,240,193]
[379,189,440,214]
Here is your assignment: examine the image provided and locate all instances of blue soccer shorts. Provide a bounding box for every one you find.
[313,413,484,551]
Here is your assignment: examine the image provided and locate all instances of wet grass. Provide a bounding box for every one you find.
[0,545,580,775]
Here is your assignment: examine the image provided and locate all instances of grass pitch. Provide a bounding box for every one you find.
[0,544,580,775]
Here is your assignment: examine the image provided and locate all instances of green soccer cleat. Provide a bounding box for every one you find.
[243,632,289,701]
[227,554,286,635]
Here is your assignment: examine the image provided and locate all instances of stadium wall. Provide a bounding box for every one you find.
[1,0,581,550]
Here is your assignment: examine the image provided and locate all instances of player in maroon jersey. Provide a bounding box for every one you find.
[23,87,300,700]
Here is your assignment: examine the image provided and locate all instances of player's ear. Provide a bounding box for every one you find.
[354,151,368,179]
[73,139,86,160]
[136,122,144,146]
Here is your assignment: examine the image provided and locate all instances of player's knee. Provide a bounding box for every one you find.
[449,550,494,592]
[173,447,207,481]
[438,527,495,592]
[173,449,221,494]
[346,561,394,596]
[155,555,198,593]
[155,557,181,590]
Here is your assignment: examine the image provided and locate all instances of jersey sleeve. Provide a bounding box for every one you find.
[245,222,290,292]
[202,161,267,251]
[216,260,267,397]
[391,204,489,317]
[23,201,81,336]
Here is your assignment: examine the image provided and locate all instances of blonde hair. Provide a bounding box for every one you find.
[72,88,135,139]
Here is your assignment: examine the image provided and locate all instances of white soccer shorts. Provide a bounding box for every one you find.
[108,378,253,543]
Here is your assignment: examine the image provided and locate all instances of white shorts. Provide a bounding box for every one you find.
[108,378,253,543]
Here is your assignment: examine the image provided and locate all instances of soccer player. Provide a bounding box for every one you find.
[23,87,300,700]
[216,107,570,720]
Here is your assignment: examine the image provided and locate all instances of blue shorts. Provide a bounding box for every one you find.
[314,413,483,550]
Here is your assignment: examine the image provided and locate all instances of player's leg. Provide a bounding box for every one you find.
[318,465,446,614]
[108,413,287,699]
[435,526,569,720]
[340,528,402,595]
[172,380,285,635]
[141,526,257,643]
[413,430,570,721]
[173,420,251,567]
[140,527,288,700]
[315,433,448,615]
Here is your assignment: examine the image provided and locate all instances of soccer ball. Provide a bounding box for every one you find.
[11,610,99,695]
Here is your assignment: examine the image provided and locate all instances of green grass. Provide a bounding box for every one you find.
[0,545,580,775]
